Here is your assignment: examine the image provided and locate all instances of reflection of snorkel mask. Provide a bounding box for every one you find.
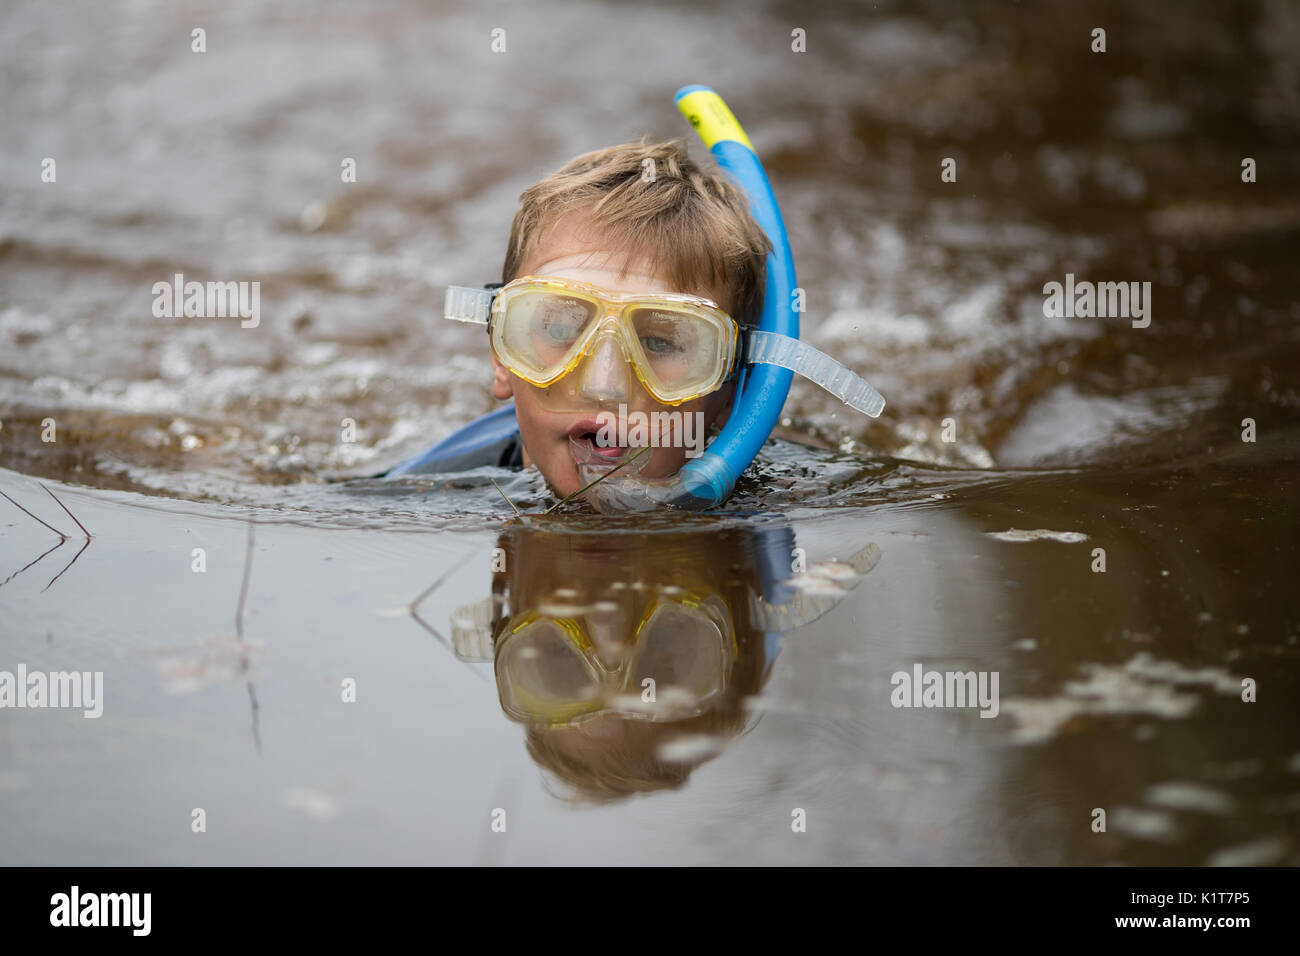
[445,85,886,512]
[495,590,737,725]
[445,524,882,730]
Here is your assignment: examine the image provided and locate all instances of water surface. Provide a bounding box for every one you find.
[1,0,1298,864]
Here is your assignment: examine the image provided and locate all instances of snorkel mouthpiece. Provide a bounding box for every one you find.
[578,85,883,513]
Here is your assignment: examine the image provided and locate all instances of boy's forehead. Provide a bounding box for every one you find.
[520,216,723,302]
[529,252,665,293]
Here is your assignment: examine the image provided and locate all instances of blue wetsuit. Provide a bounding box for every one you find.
[386,405,523,477]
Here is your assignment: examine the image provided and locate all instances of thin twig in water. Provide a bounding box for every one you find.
[42,538,89,593]
[232,519,260,752]
[490,478,522,517]
[0,486,95,592]
[247,683,262,754]
[408,563,457,653]
[33,487,92,591]
[0,488,68,588]
[0,539,64,589]
[544,446,650,515]
[235,520,255,640]
[408,559,487,681]
[42,485,91,538]
[0,489,66,539]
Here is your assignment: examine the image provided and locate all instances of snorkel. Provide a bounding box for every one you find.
[574,85,881,513]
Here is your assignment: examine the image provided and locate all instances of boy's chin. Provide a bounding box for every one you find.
[538,442,681,501]
[548,458,585,499]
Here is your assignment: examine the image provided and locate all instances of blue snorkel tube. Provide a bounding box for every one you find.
[579,85,864,513]
[675,84,797,504]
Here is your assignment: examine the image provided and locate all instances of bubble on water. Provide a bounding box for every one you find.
[1144,781,1235,815]
[1112,807,1178,842]
[656,734,726,764]
[1206,838,1286,867]
[536,602,592,617]
[987,529,1089,543]
[282,787,339,821]
[155,636,265,694]
[159,342,194,381]
[299,202,328,232]
[0,305,55,341]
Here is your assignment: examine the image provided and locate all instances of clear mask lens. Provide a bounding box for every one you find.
[497,291,600,381]
[497,619,600,720]
[625,602,728,702]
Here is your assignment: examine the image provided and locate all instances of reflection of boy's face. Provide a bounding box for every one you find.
[491,215,735,498]
[502,533,727,694]
[494,527,765,802]
[496,530,753,724]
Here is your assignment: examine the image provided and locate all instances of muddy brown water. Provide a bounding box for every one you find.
[1,0,1297,864]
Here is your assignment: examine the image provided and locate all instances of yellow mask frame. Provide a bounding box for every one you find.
[487,275,741,407]
[494,589,738,725]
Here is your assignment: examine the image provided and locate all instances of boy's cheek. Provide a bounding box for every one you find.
[511,394,583,495]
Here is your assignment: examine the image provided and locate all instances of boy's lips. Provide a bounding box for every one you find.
[567,419,634,463]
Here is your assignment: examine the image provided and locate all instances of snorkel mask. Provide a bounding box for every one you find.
[495,589,738,726]
[446,85,885,512]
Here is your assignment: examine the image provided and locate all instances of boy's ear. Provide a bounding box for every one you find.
[490,350,514,401]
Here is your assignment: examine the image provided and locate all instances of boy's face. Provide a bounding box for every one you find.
[491,216,735,498]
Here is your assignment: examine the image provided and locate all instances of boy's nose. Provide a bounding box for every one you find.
[586,601,632,671]
[576,333,632,404]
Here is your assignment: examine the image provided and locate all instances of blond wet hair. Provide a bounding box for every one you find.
[503,138,772,328]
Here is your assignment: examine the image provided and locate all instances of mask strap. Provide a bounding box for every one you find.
[445,285,497,326]
[745,330,886,418]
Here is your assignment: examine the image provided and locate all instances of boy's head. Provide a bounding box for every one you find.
[491,138,772,498]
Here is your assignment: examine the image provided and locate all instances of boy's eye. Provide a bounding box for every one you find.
[531,296,591,344]
[641,335,679,354]
[545,322,580,342]
[630,308,701,360]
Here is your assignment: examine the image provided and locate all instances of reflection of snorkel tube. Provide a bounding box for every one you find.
[579,85,884,513]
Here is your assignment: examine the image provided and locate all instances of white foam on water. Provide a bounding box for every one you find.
[1144,781,1236,815]
[1001,653,1244,746]
[986,529,1089,543]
